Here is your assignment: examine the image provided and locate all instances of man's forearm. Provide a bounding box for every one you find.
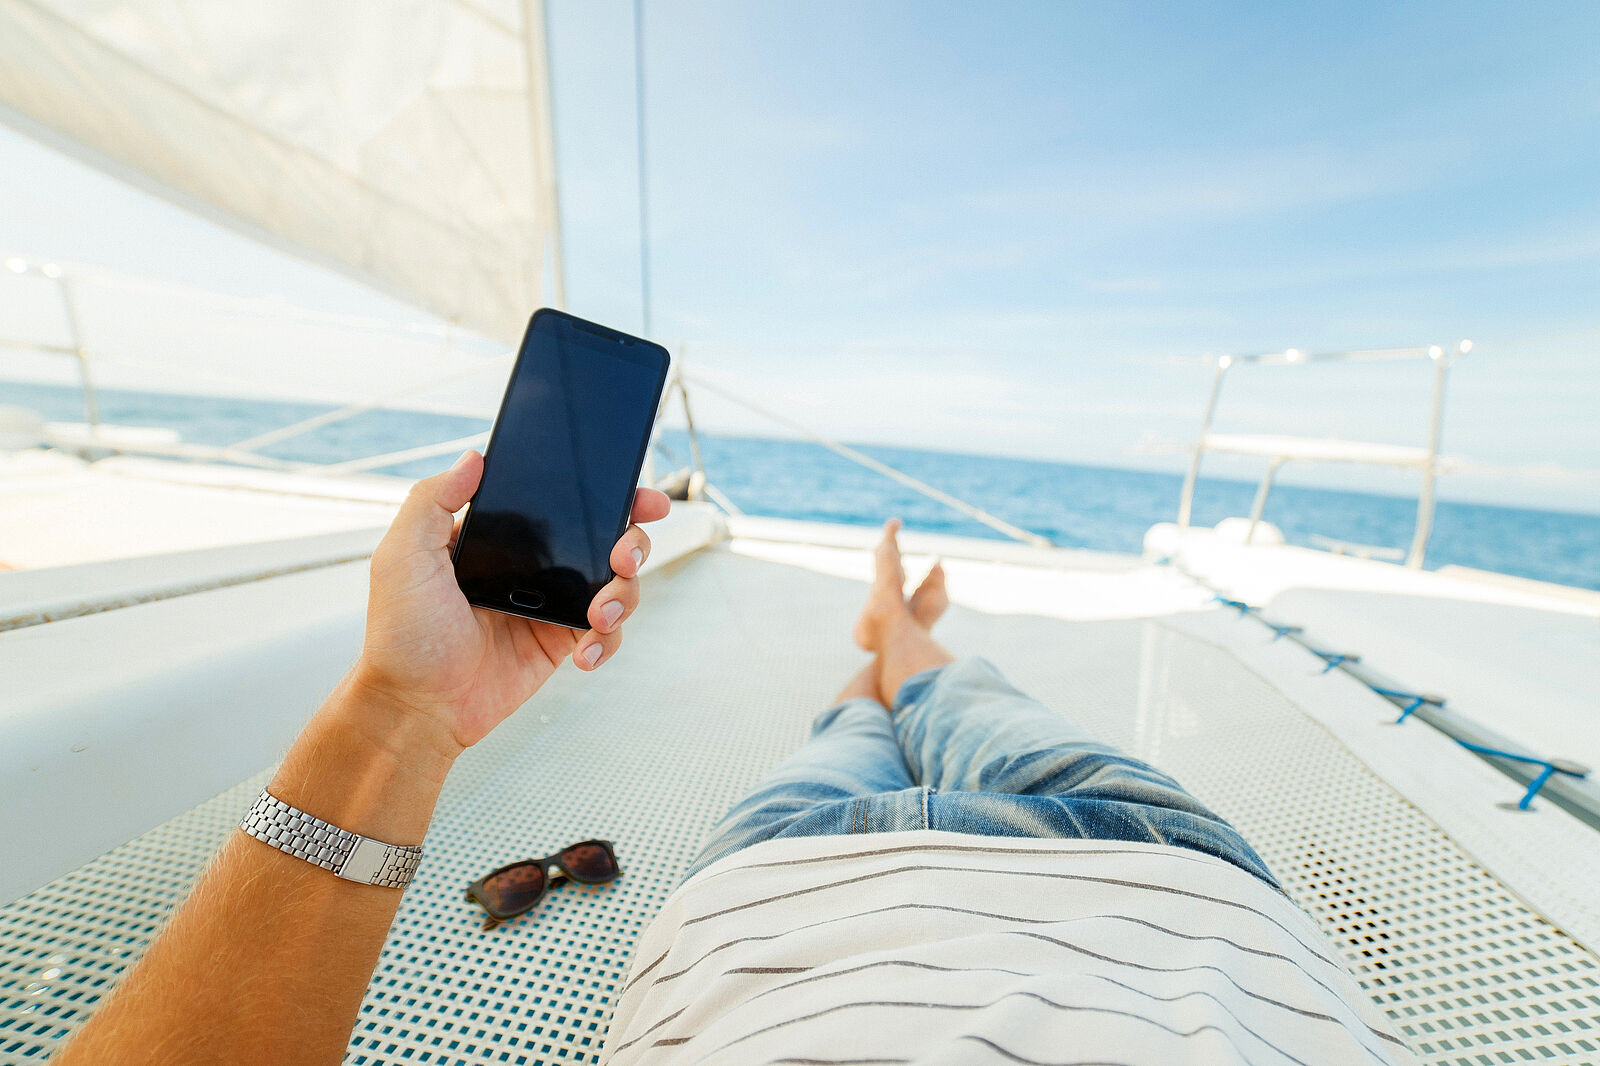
[55,671,460,1066]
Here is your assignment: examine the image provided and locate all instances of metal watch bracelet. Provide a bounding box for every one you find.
[240,789,423,888]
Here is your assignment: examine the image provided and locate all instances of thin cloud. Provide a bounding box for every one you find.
[966,137,1458,228]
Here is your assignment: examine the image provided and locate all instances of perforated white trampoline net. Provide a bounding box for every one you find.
[2,549,1597,1064]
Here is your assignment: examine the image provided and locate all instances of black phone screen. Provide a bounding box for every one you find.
[453,309,669,628]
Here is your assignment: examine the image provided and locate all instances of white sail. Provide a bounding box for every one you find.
[0,0,560,346]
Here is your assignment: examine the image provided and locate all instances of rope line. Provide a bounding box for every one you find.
[680,373,1054,549]
[1201,591,1591,813]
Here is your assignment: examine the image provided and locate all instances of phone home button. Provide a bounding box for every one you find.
[509,589,545,610]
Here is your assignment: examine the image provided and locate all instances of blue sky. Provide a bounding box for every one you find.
[1,1,1596,512]
[550,0,1600,512]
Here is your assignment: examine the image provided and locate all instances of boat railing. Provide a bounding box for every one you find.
[1175,342,1472,568]
[4,260,1058,550]
[2,257,101,428]
[1,257,517,479]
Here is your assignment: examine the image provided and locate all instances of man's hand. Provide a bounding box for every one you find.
[52,451,673,1066]
[356,449,672,755]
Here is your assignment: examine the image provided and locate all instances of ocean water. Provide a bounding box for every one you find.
[8,381,1600,592]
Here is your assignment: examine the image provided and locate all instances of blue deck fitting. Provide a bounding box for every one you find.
[1452,741,1591,810]
[1211,595,1258,616]
[1267,623,1304,642]
[1311,650,1360,673]
[1371,687,1445,724]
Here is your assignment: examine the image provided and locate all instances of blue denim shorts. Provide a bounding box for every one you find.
[687,657,1277,889]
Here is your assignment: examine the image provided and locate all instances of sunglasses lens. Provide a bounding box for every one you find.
[479,862,546,914]
[560,842,619,882]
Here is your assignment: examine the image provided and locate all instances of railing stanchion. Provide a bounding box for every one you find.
[1178,355,1230,531]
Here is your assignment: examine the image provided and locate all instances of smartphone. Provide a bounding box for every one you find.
[452,308,670,629]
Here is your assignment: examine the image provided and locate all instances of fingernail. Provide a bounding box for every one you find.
[583,643,603,666]
[631,548,644,570]
[601,600,624,626]
[451,450,473,472]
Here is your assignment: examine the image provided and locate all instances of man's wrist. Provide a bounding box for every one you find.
[342,662,468,780]
[264,667,463,847]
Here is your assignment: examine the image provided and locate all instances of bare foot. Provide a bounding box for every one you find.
[909,560,947,631]
[853,519,914,652]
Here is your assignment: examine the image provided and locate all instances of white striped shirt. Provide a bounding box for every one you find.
[604,831,1413,1065]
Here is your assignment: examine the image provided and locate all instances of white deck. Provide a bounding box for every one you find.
[1202,432,1435,467]
[0,450,406,571]
[1163,525,1600,773]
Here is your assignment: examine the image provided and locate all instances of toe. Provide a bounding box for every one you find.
[909,559,949,628]
[874,518,907,588]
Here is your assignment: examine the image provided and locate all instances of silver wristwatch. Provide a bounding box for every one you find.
[240,789,423,888]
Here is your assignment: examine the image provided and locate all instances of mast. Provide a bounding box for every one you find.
[522,0,567,310]
[635,0,653,337]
